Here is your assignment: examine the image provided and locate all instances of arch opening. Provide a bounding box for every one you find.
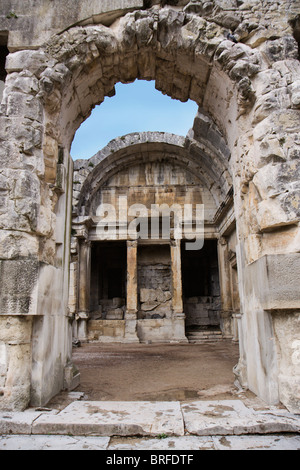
[70,79,198,160]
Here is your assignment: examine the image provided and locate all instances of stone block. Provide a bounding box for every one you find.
[261,37,298,64]
[112,297,124,308]
[256,198,298,232]
[0,409,48,434]
[6,92,43,122]
[156,288,165,302]
[289,80,300,108]
[0,342,32,410]
[244,253,300,311]
[0,259,39,315]
[63,363,81,391]
[106,308,124,320]
[0,316,32,344]
[6,51,48,74]
[140,301,159,311]
[6,73,39,95]
[140,288,157,303]
[0,231,39,260]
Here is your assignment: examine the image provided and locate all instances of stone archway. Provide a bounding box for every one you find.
[0,3,299,412]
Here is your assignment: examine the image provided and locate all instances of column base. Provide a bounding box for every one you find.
[173,312,188,343]
[124,310,140,343]
[76,312,89,342]
[63,362,81,391]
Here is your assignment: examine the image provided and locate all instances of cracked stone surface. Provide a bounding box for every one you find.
[1,399,299,439]
[31,401,185,437]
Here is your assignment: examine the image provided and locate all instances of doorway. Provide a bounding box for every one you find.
[90,241,127,320]
[181,239,221,336]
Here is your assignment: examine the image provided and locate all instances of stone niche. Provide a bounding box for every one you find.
[137,244,172,319]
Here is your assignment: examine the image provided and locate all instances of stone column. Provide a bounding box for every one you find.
[217,237,233,338]
[170,240,188,342]
[232,313,240,342]
[77,238,91,342]
[124,240,139,342]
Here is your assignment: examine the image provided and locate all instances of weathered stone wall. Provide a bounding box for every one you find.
[0,1,144,50]
[236,253,300,411]
[91,160,217,222]
[138,245,173,319]
[0,0,299,411]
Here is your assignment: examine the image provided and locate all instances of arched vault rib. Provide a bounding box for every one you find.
[73,132,233,217]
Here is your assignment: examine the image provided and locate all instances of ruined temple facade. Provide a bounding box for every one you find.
[0,0,299,413]
[70,131,237,345]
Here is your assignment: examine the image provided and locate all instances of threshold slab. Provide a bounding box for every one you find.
[32,401,185,437]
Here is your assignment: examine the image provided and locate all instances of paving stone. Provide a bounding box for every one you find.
[0,409,59,435]
[0,435,110,451]
[108,436,215,450]
[181,400,300,435]
[213,434,300,451]
[32,401,185,437]
[182,400,252,435]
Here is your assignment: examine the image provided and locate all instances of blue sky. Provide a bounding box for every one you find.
[70,80,198,160]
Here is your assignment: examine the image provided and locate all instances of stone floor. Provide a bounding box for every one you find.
[59,341,242,403]
[0,397,299,450]
[1,342,299,451]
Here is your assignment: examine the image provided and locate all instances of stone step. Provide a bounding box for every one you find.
[188,339,223,344]
[186,329,222,334]
[188,331,222,336]
[186,329,223,343]
[187,335,222,341]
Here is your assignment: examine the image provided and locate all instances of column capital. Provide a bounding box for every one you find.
[218,236,228,246]
[72,217,93,240]
[127,240,138,248]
